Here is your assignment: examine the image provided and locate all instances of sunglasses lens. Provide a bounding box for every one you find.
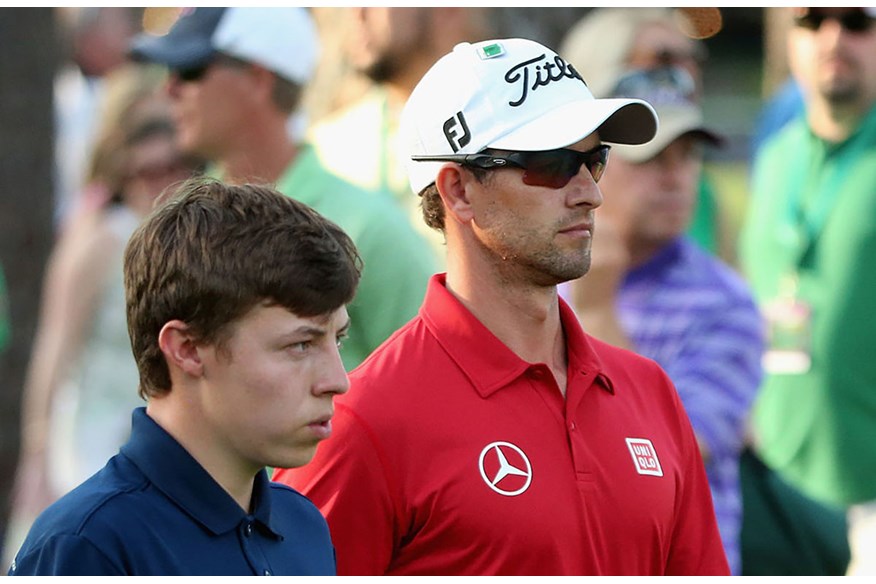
[611,66,696,105]
[842,11,872,32]
[586,147,610,182]
[519,147,610,189]
[176,65,208,82]
[795,14,821,30]
[796,10,873,33]
[521,151,577,189]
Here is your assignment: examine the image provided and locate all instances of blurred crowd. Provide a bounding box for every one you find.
[2,6,875,576]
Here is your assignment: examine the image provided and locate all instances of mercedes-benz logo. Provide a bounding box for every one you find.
[478,441,532,496]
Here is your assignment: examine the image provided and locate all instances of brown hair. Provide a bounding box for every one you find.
[124,178,362,399]
[418,166,491,232]
[419,183,446,231]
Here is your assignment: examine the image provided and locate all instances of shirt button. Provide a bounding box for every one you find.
[569,422,577,431]
[245,523,253,537]
[264,569,272,576]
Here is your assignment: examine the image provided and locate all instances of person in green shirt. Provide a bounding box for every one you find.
[739,7,876,576]
[130,8,438,370]
[308,8,494,261]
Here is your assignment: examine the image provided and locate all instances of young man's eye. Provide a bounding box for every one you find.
[291,341,311,353]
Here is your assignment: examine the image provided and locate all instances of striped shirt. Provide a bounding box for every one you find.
[617,237,764,575]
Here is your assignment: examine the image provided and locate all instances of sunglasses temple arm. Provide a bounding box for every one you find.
[411,154,500,168]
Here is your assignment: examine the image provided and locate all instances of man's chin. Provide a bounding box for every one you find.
[549,257,591,286]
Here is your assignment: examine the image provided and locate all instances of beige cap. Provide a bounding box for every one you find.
[560,8,686,99]
[606,66,722,163]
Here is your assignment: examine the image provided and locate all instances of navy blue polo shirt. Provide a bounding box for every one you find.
[7,408,336,576]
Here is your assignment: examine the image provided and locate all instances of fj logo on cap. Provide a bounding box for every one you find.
[626,438,663,477]
[443,111,471,153]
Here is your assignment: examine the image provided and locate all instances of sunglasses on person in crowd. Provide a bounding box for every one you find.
[610,65,697,106]
[793,9,875,33]
[628,43,709,71]
[174,64,211,82]
[172,54,250,83]
[412,145,611,189]
[127,159,191,183]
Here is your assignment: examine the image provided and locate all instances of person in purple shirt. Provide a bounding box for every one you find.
[566,66,764,575]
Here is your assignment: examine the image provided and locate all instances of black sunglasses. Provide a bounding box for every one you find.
[172,54,250,83]
[610,65,696,107]
[412,145,611,189]
[794,9,874,33]
[175,64,210,83]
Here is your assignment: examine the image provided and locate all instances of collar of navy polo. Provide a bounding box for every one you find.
[120,408,281,536]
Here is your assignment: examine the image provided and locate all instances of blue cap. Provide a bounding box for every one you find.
[130,8,319,85]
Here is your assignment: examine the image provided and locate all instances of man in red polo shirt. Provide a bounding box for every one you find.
[273,37,729,576]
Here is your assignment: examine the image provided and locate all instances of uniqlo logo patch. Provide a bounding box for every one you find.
[626,438,663,477]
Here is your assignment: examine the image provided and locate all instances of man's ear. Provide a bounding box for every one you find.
[435,163,475,225]
[242,63,277,106]
[158,320,204,378]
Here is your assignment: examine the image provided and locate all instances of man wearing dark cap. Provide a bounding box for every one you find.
[275,38,730,575]
[129,7,438,371]
[565,65,764,576]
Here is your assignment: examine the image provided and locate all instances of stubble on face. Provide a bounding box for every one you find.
[816,49,865,105]
[354,8,432,84]
[478,204,595,288]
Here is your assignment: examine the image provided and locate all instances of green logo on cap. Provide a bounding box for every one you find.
[478,43,505,59]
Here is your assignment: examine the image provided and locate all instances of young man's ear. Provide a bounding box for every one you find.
[158,320,204,378]
[435,163,475,225]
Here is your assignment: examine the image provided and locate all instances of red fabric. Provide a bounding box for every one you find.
[274,273,729,575]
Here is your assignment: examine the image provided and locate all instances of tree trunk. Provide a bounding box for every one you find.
[0,7,57,562]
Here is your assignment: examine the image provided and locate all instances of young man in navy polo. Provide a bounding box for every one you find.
[8,179,360,575]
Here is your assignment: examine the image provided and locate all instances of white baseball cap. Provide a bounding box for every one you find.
[400,38,659,194]
[130,7,318,85]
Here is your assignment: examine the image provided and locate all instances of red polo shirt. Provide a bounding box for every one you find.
[274,274,729,576]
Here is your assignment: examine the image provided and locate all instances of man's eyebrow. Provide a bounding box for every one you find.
[286,318,351,339]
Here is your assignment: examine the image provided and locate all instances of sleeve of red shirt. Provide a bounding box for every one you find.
[664,383,732,576]
[272,403,397,575]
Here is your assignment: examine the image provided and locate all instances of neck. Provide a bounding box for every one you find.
[807,97,872,142]
[628,235,676,269]
[628,245,659,269]
[146,398,256,512]
[218,116,298,184]
[445,237,568,393]
[384,79,415,111]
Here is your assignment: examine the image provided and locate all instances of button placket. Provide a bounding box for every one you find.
[240,518,269,576]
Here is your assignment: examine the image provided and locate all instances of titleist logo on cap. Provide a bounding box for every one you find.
[505,54,585,107]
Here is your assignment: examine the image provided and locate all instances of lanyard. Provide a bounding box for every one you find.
[379,90,391,193]
[782,131,855,270]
